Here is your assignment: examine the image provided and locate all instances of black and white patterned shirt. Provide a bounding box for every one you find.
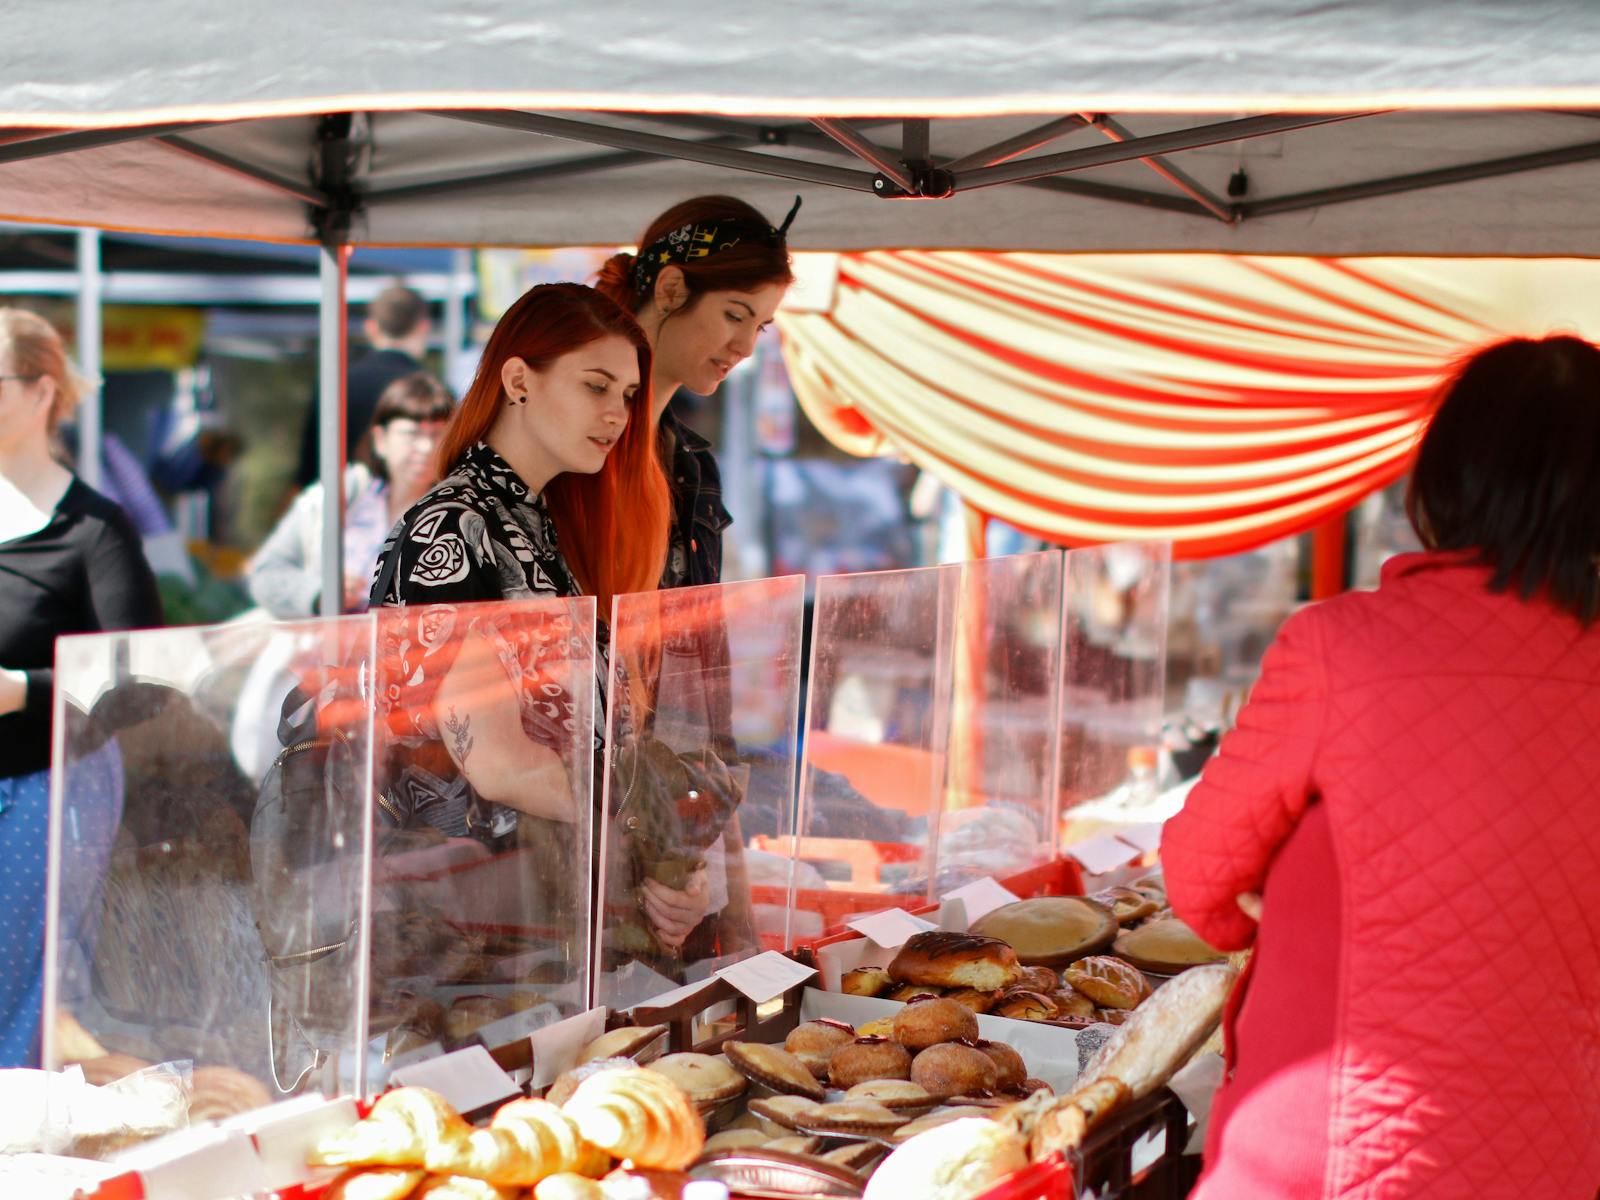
[368,442,597,842]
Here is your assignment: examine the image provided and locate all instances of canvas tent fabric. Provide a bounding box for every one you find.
[778,253,1600,556]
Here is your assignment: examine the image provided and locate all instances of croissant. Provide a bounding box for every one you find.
[493,1098,608,1178]
[414,1176,520,1200]
[327,1167,426,1200]
[310,1087,470,1168]
[561,1066,704,1170]
[426,1126,542,1186]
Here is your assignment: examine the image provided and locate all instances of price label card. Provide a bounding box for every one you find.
[939,877,1021,924]
[847,907,937,948]
[1115,822,1164,855]
[391,1044,520,1116]
[1066,833,1141,875]
[714,951,817,1004]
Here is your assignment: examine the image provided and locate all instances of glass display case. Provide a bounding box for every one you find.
[45,615,376,1112]
[1058,541,1172,821]
[367,596,598,1084]
[595,575,806,1011]
[787,551,1066,940]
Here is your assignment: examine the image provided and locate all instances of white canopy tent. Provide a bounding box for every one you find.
[7,0,1600,602]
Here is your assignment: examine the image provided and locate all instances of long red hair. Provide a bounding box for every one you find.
[434,282,670,618]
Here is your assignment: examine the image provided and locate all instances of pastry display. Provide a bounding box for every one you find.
[892,997,979,1050]
[888,983,945,1003]
[822,1141,885,1171]
[764,1134,824,1154]
[1113,916,1227,974]
[1080,962,1237,1098]
[910,1043,999,1099]
[944,987,1000,1014]
[827,1037,912,1087]
[1063,955,1153,1010]
[784,1018,856,1078]
[969,897,1119,967]
[888,1105,998,1144]
[887,931,1022,991]
[1049,988,1097,1019]
[974,1040,1026,1090]
[443,995,514,1042]
[843,1079,937,1112]
[748,1095,823,1133]
[188,1065,273,1122]
[327,1168,426,1200]
[532,1175,604,1200]
[1013,965,1061,993]
[840,966,894,997]
[863,1117,1029,1200]
[800,1101,906,1137]
[547,1057,633,1107]
[722,1040,827,1101]
[857,1016,897,1038]
[701,1129,773,1153]
[311,1088,470,1169]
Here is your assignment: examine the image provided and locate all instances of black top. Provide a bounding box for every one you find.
[0,478,162,779]
[295,347,423,487]
[660,408,733,590]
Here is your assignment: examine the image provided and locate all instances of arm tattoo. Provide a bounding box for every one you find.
[444,706,474,765]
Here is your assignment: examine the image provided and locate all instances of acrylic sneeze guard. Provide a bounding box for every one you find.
[594,575,806,1012]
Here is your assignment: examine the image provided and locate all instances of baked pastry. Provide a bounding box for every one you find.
[840,966,893,997]
[187,1065,273,1121]
[887,932,1022,991]
[1063,956,1152,1010]
[493,1097,607,1180]
[547,1057,633,1107]
[888,984,946,1003]
[532,1175,604,1200]
[889,1106,997,1144]
[1090,886,1159,925]
[863,1117,1027,1200]
[644,1053,746,1106]
[843,1080,936,1112]
[445,994,513,1042]
[415,1177,519,1200]
[1014,966,1061,993]
[801,1101,905,1137]
[764,1135,824,1155]
[1081,963,1237,1099]
[1027,1078,1131,1158]
[892,997,979,1050]
[701,1129,773,1153]
[425,1124,545,1186]
[1095,1008,1132,1025]
[1112,917,1227,974]
[827,1037,912,1087]
[943,987,1001,1014]
[327,1168,426,1200]
[723,1041,825,1101]
[1049,988,1097,1019]
[969,897,1119,968]
[822,1142,884,1171]
[784,1019,856,1079]
[857,1017,897,1038]
[748,1095,822,1133]
[576,1024,668,1065]
[973,1041,1026,1090]
[992,990,1056,1022]
[310,1087,469,1169]
[77,1052,153,1087]
[562,1066,704,1171]
[910,1043,999,1099]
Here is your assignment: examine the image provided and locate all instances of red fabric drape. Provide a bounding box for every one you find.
[778,252,1596,557]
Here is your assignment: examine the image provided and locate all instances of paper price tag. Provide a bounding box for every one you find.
[1114,822,1164,855]
[939,876,1021,924]
[714,951,817,1004]
[846,906,937,948]
[1066,833,1141,875]
[391,1044,520,1117]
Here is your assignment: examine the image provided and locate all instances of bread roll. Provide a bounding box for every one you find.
[863,1117,1028,1200]
[1079,962,1236,1099]
[887,932,1022,991]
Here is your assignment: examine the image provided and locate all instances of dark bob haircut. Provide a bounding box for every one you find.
[1406,334,1600,625]
[358,372,455,480]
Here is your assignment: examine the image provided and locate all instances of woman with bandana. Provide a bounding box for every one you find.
[590,198,798,978]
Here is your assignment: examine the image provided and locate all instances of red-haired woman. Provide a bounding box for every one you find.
[368,282,669,840]
[590,197,797,965]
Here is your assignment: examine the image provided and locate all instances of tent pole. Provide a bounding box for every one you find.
[318,242,349,618]
[445,247,469,390]
[1311,510,1349,600]
[75,228,102,489]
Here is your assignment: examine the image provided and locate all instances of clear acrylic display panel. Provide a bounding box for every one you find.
[46,616,376,1114]
[595,576,806,1011]
[1058,541,1172,820]
[369,596,596,1084]
[789,553,1064,940]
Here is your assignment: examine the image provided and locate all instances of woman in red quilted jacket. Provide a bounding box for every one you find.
[1162,335,1600,1199]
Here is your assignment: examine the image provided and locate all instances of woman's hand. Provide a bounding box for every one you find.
[641,867,710,950]
[1236,892,1264,922]
[0,668,27,717]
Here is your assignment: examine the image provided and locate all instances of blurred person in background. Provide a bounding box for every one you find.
[249,372,453,617]
[295,282,432,488]
[1161,335,1600,1198]
[0,308,161,1066]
